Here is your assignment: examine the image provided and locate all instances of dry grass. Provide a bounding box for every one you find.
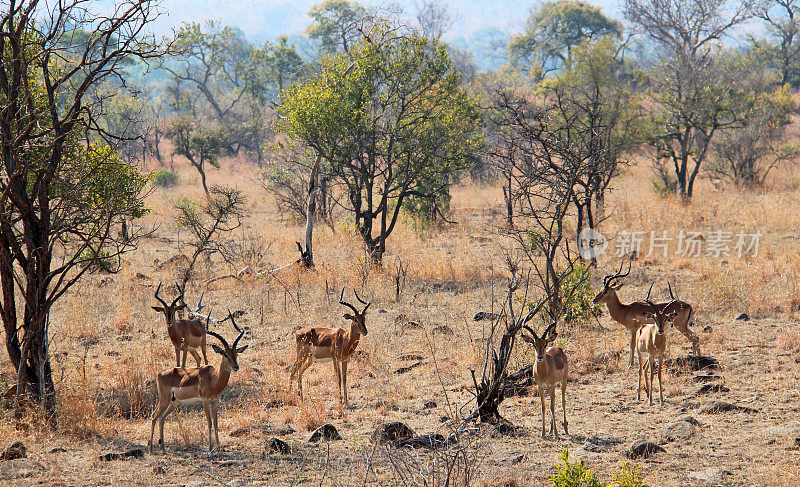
[0,155,799,485]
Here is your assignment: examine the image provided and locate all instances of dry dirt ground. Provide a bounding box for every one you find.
[1,160,800,486]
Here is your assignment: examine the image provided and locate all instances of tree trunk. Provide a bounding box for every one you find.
[298,155,322,268]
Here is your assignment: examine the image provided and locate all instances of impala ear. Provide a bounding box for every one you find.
[546,330,558,342]
[521,333,535,344]
[343,313,355,321]
[152,306,164,313]
[236,345,248,354]
[612,282,624,290]
[211,344,225,355]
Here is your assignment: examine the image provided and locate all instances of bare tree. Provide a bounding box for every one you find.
[415,0,455,40]
[624,0,760,198]
[175,186,246,284]
[0,0,160,415]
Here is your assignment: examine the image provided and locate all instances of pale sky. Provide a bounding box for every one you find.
[140,0,623,41]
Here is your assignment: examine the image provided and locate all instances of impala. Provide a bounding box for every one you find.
[148,312,247,453]
[152,282,208,368]
[636,285,677,406]
[289,289,369,408]
[521,320,569,438]
[593,259,699,367]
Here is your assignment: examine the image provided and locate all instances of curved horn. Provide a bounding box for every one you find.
[668,282,676,300]
[338,289,359,315]
[172,281,185,308]
[543,320,557,340]
[521,324,539,340]
[605,258,632,288]
[353,289,371,311]
[154,282,168,307]
[206,329,229,349]
[227,309,245,348]
[644,282,654,303]
[196,292,205,313]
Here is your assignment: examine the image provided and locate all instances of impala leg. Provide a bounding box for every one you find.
[648,357,655,406]
[657,357,664,406]
[158,402,176,453]
[203,400,214,451]
[201,344,208,365]
[332,358,342,409]
[549,386,557,438]
[181,348,189,368]
[149,400,170,454]
[212,400,220,450]
[190,350,202,368]
[539,385,546,439]
[341,360,349,408]
[561,378,568,436]
[628,331,636,369]
[296,358,312,400]
[637,353,643,401]
[174,346,181,367]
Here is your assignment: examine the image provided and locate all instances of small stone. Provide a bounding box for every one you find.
[583,433,622,452]
[695,384,730,395]
[396,433,451,450]
[626,440,665,459]
[422,400,437,410]
[309,424,342,443]
[734,312,749,321]
[1,441,26,460]
[699,401,759,414]
[371,422,415,445]
[98,448,144,461]
[268,437,291,454]
[659,416,701,444]
[689,468,730,484]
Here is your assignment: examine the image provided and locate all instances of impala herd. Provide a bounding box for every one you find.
[146,258,699,452]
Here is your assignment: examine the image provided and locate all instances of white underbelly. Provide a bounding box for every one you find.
[171,393,203,406]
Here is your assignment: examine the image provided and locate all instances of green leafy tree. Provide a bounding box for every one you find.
[265,36,304,93]
[709,56,799,186]
[307,0,369,53]
[279,25,481,263]
[508,0,621,78]
[0,0,157,415]
[166,117,228,194]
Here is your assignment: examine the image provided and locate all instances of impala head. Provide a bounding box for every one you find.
[152,282,187,326]
[642,283,677,335]
[593,258,631,304]
[521,320,558,362]
[339,288,370,336]
[206,310,247,371]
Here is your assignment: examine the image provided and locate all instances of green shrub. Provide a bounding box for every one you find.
[610,462,644,487]
[151,168,179,188]
[550,448,607,487]
[561,260,602,324]
[79,244,119,273]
